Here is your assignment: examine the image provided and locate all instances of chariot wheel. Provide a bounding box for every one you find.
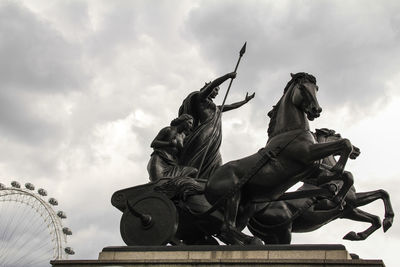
[120,192,178,246]
[0,181,74,266]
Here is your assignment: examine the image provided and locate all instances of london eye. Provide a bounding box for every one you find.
[0,181,74,266]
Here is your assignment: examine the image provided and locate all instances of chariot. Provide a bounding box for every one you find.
[111,175,338,246]
[112,178,224,246]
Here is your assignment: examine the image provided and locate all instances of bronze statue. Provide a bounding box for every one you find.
[112,45,394,247]
[248,128,394,244]
[178,72,255,179]
[147,114,198,181]
[204,72,357,245]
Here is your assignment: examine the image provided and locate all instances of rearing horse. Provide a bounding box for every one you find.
[247,128,394,244]
[205,73,355,245]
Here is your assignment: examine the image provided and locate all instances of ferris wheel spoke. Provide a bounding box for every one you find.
[6,202,37,240]
[30,209,51,236]
[0,199,20,255]
[1,219,52,266]
[0,219,47,265]
[25,247,54,267]
[0,198,16,240]
[4,244,51,267]
[9,237,53,267]
[0,198,31,255]
[2,205,49,261]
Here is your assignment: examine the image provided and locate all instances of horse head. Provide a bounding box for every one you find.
[315,128,340,142]
[268,72,322,137]
[315,128,360,159]
[290,72,322,121]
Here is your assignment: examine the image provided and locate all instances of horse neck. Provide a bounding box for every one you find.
[272,85,309,136]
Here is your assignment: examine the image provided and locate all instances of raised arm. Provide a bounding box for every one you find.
[220,92,255,112]
[199,72,237,99]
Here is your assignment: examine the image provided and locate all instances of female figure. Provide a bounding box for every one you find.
[179,72,255,179]
[147,114,197,181]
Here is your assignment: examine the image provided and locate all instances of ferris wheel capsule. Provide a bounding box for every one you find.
[57,211,67,219]
[63,227,72,235]
[38,188,47,196]
[25,182,35,190]
[65,247,75,255]
[11,181,21,188]
[49,197,58,206]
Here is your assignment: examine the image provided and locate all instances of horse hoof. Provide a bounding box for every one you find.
[217,231,243,245]
[245,236,263,246]
[343,231,357,241]
[383,217,393,232]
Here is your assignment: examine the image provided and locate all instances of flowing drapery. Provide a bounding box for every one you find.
[178,92,222,179]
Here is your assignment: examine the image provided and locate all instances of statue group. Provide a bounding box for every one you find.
[112,44,394,246]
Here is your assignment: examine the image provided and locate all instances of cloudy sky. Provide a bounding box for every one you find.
[0,0,399,265]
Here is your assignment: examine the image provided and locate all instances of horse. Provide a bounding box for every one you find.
[247,128,394,244]
[204,72,356,245]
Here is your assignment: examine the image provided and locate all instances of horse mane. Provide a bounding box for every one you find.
[315,128,337,137]
[315,128,341,142]
[267,72,317,137]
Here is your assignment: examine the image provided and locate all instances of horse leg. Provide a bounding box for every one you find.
[314,171,354,209]
[226,190,240,231]
[334,172,354,204]
[278,225,292,244]
[353,190,394,232]
[236,202,257,231]
[218,191,262,245]
[265,225,292,244]
[247,202,294,245]
[342,208,381,241]
[304,139,353,174]
[248,222,292,245]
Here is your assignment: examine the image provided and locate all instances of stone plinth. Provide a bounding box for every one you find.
[51,244,385,267]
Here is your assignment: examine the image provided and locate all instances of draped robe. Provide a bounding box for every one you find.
[178,92,222,179]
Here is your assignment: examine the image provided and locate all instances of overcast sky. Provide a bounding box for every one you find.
[0,0,399,266]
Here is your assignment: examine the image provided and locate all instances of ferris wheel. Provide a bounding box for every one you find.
[0,180,74,267]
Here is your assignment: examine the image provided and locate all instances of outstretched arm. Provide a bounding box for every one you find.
[199,72,236,99]
[220,92,255,112]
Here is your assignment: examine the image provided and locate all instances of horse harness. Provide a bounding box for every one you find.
[191,129,311,217]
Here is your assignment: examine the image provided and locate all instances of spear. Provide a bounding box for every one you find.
[220,42,247,110]
[196,42,247,178]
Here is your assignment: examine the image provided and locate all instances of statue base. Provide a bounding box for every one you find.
[51,244,385,267]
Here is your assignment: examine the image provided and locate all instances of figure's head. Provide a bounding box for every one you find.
[171,114,194,131]
[200,82,219,99]
[210,86,220,98]
[290,72,322,121]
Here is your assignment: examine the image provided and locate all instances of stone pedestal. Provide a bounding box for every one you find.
[51,244,385,267]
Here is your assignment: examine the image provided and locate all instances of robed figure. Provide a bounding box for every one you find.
[147,114,198,181]
[178,72,254,179]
